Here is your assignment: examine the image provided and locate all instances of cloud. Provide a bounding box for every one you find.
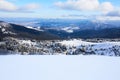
[19,3,40,12]
[54,0,115,14]
[106,10,120,17]
[96,16,120,21]
[55,0,99,11]
[61,14,88,19]
[100,2,114,14]
[0,0,17,11]
[0,0,40,12]
[21,3,40,10]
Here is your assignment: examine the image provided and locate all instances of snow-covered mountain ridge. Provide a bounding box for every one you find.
[0,20,120,39]
[1,18,120,31]
[0,21,59,40]
[59,39,120,56]
[0,38,120,56]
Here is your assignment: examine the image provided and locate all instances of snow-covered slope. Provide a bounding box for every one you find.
[0,38,120,56]
[59,39,93,46]
[0,21,16,35]
[26,26,44,31]
[0,56,120,80]
[0,21,59,40]
[61,26,80,33]
[59,39,120,56]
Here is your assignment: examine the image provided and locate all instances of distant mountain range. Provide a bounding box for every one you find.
[0,19,120,40]
[37,19,120,39]
[0,21,60,40]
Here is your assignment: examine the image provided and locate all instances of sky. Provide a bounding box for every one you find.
[0,0,120,18]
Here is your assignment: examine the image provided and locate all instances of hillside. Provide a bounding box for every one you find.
[0,21,60,40]
[0,38,120,56]
[47,28,120,39]
[0,19,120,39]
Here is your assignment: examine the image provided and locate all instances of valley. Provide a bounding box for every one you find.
[0,19,120,56]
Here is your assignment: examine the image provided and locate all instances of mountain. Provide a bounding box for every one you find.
[0,19,120,40]
[46,28,120,39]
[0,21,60,40]
[31,19,120,30]
[40,19,120,39]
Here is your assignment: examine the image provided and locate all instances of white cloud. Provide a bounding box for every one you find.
[100,2,114,14]
[54,0,115,14]
[0,0,17,11]
[0,0,40,12]
[55,0,99,11]
[96,16,120,21]
[106,10,120,17]
[21,3,40,10]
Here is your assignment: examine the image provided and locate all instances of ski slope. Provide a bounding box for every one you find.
[0,55,120,80]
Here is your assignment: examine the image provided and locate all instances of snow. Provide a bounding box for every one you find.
[0,23,16,35]
[0,22,10,27]
[59,39,120,56]
[93,42,120,49]
[26,26,44,31]
[1,28,5,32]
[60,39,120,47]
[62,27,79,33]
[59,39,93,46]
[19,40,35,45]
[0,56,120,80]
[0,42,6,45]
[18,40,37,48]
[63,29,73,33]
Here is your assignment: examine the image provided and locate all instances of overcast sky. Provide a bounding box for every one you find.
[0,0,120,18]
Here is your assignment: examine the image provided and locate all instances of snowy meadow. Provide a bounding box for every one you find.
[0,55,120,80]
